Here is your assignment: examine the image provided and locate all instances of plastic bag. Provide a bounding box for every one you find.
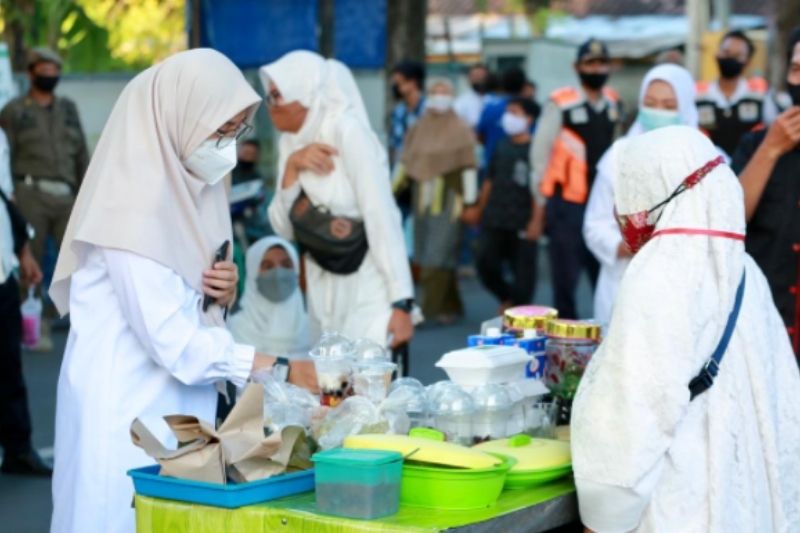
[315,394,411,450]
[251,368,320,432]
[21,286,42,348]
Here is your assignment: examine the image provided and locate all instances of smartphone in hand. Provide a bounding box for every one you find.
[202,240,230,312]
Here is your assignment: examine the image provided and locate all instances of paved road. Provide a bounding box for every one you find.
[0,247,593,532]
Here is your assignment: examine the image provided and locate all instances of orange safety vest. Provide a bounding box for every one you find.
[540,86,619,205]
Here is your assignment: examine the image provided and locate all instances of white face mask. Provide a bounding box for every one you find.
[426,94,453,113]
[183,139,237,185]
[501,111,529,136]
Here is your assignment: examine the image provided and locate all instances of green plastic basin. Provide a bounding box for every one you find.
[400,453,515,510]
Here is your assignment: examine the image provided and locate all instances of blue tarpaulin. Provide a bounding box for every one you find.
[334,0,386,68]
[198,0,387,69]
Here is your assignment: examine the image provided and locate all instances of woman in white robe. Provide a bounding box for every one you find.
[572,125,800,532]
[583,64,699,324]
[261,51,414,347]
[48,49,314,533]
[229,236,310,357]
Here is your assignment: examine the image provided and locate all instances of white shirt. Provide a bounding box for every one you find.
[269,114,413,345]
[51,246,254,533]
[0,130,15,284]
[454,89,487,128]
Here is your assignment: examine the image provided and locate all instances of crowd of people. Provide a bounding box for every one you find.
[0,25,798,533]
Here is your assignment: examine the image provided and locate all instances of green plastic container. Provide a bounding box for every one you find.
[312,448,403,519]
[400,453,515,510]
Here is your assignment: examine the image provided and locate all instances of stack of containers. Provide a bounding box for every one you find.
[502,306,557,382]
[387,378,429,428]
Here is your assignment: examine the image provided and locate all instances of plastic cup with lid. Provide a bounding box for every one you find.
[430,385,474,445]
[310,332,356,406]
[471,384,514,443]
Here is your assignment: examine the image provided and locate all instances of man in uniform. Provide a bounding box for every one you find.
[0,47,89,350]
[696,30,773,156]
[732,28,800,355]
[530,39,620,319]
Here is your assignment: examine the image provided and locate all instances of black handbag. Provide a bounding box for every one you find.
[289,190,369,275]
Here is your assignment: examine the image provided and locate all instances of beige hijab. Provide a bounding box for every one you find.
[50,48,261,317]
[401,89,477,182]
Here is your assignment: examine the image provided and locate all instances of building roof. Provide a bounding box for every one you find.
[428,0,768,17]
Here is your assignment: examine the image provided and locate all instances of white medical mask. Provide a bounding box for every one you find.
[183,139,237,185]
[426,94,453,113]
[501,112,529,136]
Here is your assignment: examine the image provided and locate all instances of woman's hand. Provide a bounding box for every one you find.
[289,143,339,176]
[461,206,482,226]
[18,244,43,286]
[387,309,414,349]
[288,360,319,393]
[250,355,319,394]
[203,260,238,308]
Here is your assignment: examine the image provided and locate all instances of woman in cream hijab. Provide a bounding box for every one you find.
[229,236,310,357]
[261,51,414,348]
[48,49,314,533]
[572,126,800,532]
[583,64,701,325]
[398,78,477,325]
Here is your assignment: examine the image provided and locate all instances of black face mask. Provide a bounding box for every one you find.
[579,72,608,90]
[391,83,403,100]
[237,160,256,174]
[32,75,59,93]
[717,57,745,79]
[787,82,800,107]
[471,81,488,95]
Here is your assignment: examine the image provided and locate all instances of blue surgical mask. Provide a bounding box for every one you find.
[637,106,681,132]
[256,267,298,303]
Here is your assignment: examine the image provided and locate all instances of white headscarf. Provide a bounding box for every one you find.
[628,63,698,136]
[259,50,380,178]
[573,127,800,529]
[594,64,699,186]
[50,49,261,318]
[228,236,309,357]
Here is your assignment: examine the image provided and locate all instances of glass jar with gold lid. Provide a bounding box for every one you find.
[543,319,601,403]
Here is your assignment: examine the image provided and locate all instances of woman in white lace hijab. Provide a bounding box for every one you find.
[572,126,800,532]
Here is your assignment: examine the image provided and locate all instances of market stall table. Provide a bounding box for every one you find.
[134,477,577,533]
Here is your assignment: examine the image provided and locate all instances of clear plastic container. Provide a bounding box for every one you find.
[312,448,402,519]
[353,360,397,403]
[505,383,527,437]
[471,384,513,444]
[388,378,429,428]
[310,332,355,407]
[431,386,474,446]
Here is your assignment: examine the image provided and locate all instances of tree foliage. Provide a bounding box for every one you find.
[0,0,185,72]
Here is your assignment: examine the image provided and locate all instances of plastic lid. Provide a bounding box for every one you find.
[471,384,513,411]
[355,360,397,375]
[352,338,390,362]
[389,377,424,394]
[504,306,558,331]
[436,345,530,370]
[425,381,460,404]
[431,386,475,415]
[312,448,402,467]
[309,331,355,359]
[546,319,601,340]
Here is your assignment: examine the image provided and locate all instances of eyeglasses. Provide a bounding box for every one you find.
[215,122,253,149]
